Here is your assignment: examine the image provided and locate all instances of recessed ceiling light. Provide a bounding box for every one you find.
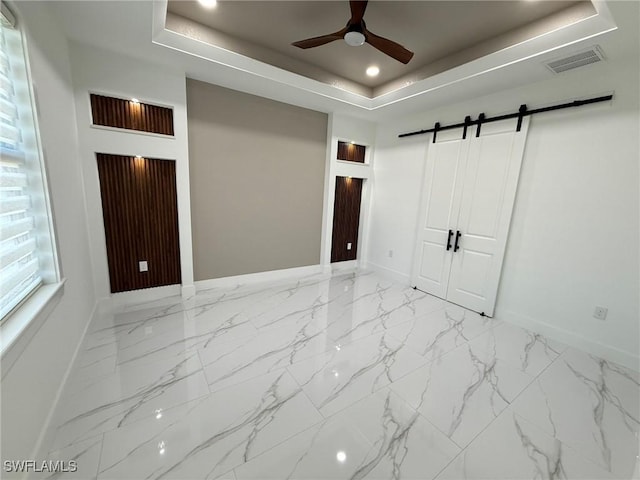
[366,66,380,77]
[198,0,217,8]
[130,98,140,104]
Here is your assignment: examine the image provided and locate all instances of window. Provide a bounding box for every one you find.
[0,3,58,322]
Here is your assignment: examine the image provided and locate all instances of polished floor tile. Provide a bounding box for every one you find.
[39,270,640,479]
[98,370,321,479]
[390,342,535,448]
[39,436,102,480]
[469,322,566,376]
[234,400,375,479]
[511,347,640,478]
[288,331,428,417]
[324,282,445,345]
[436,408,616,480]
[200,323,338,393]
[234,388,459,480]
[387,304,500,362]
[49,353,210,451]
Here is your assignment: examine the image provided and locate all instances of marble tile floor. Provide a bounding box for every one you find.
[39,270,640,480]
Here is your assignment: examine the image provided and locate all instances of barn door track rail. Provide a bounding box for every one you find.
[398,94,613,142]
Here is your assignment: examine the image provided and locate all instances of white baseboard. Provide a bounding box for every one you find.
[96,295,112,314]
[32,301,99,463]
[195,264,324,291]
[181,284,196,300]
[495,308,640,372]
[366,262,410,285]
[331,260,358,272]
[111,284,181,309]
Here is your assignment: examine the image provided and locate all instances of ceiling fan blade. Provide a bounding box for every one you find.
[292,28,347,49]
[364,29,414,64]
[349,0,368,24]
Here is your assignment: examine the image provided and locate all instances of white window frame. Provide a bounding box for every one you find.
[0,2,64,376]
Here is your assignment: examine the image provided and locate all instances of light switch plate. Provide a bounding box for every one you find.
[139,261,148,272]
[347,243,352,250]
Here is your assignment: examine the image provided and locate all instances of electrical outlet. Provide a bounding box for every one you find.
[347,243,352,250]
[593,306,608,320]
[139,261,148,272]
[388,250,393,258]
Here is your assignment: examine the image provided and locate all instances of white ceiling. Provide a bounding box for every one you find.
[45,1,636,121]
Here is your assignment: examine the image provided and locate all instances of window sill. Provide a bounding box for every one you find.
[89,124,175,139]
[336,160,369,166]
[0,280,65,379]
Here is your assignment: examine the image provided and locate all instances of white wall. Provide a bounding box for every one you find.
[0,1,96,466]
[321,114,377,269]
[69,43,195,303]
[369,35,639,369]
[366,134,427,283]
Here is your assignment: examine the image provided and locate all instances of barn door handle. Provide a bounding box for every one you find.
[446,229,454,251]
[454,230,462,252]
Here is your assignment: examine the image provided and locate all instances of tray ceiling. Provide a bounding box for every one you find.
[167,0,595,97]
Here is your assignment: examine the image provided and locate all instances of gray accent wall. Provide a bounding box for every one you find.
[186,79,328,281]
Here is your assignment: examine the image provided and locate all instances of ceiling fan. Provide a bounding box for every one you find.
[291,0,414,65]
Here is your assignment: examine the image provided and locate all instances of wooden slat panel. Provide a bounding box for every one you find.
[331,176,363,263]
[90,94,174,136]
[337,141,366,163]
[96,153,181,293]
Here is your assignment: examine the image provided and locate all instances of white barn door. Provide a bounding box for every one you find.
[446,118,529,315]
[411,118,529,316]
[412,128,468,298]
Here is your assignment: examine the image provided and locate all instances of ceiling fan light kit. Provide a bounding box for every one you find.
[292,0,414,64]
[344,31,365,47]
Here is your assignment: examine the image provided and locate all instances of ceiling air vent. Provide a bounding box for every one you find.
[545,46,605,74]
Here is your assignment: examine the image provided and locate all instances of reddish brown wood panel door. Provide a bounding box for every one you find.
[96,154,181,293]
[331,176,363,263]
